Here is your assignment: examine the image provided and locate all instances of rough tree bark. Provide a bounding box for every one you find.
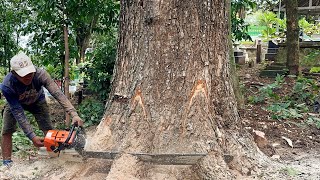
[284,0,300,75]
[88,0,263,179]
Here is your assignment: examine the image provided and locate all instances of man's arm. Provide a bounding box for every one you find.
[0,85,36,140]
[39,69,81,121]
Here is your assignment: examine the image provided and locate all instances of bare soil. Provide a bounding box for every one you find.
[238,63,320,179]
[1,63,320,179]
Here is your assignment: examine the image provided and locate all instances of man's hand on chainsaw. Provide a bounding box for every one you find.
[72,115,84,127]
[32,136,44,147]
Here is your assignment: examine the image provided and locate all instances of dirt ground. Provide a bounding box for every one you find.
[238,62,320,180]
[1,63,320,179]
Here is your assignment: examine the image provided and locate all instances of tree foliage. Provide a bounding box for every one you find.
[254,0,279,9]
[65,0,119,63]
[0,0,22,72]
[80,31,117,101]
[0,0,120,104]
[21,0,119,77]
[231,0,256,41]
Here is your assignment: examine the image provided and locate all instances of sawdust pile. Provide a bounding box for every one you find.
[85,118,113,151]
[106,154,140,180]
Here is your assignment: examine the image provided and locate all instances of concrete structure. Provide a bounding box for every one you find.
[273,0,320,15]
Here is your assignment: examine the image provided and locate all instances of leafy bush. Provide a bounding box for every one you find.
[12,131,32,152]
[12,128,43,158]
[248,74,284,104]
[301,49,320,69]
[307,116,320,129]
[257,11,278,39]
[265,102,307,120]
[231,0,256,41]
[290,77,318,105]
[0,67,8,83]
[45,64,78,81]
[310,66,320,73]
[81,32,117,101]
[3,112,45,157]
[78,98,105,127]
[248,95,265,104]
[299,17,320,35]
[248,76,319,121]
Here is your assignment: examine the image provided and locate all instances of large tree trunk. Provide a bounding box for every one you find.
[88,0,262,179]
[284,0,300,75]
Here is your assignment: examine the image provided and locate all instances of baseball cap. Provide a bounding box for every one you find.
[10,52,36,77]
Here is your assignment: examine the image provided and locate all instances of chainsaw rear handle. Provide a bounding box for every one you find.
[64,123,76,145]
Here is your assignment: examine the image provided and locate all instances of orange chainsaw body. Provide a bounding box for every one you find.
[44,130,76,152]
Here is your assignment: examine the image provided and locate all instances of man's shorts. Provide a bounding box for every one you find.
[1,100,53,135]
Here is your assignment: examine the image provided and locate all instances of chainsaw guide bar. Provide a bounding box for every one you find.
[80,151,207,165]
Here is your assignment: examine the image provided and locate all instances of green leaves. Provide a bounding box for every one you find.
[257,11,279,39]
[0,1,20,70]
[12,131,32,152]
[248,75,319,121]
[231,0,256,41]
[310,66,320,73]
[232,18,252,42]
[248,74,285,104]
[17,0,120,73]
[307,116,320,129]
[78,98,105,127]
[80,31,117,101]
[265,102,304,120]
[302,50,320,69]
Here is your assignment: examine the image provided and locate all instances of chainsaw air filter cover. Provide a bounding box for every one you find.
[44,130,76,152]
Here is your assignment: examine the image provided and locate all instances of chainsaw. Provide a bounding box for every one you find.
[43,123,206,165]
[44,122,86,154]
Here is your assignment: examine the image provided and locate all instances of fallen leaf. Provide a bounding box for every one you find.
[272,142,280,147]
[271,155,280,159]
[253,130,268,149]
[253,129,265,138]
[281,136,293,148]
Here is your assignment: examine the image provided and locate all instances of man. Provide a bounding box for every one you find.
[0,52,83,166]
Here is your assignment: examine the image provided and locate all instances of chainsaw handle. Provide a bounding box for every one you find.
[64,123,77,144]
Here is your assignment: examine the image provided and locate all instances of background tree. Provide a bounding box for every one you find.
[80,31,117,101]
[254,0,279,9]
[88,0,261,179]
[68,0,119,64]
[231,0,256,42]
[61,0,72,125]
[0,0,22,72]
[25,0,119,66]
[20,0,119,104]
[284,0,300,75]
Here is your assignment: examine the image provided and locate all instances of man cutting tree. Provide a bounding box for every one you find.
[0,52,83,166]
